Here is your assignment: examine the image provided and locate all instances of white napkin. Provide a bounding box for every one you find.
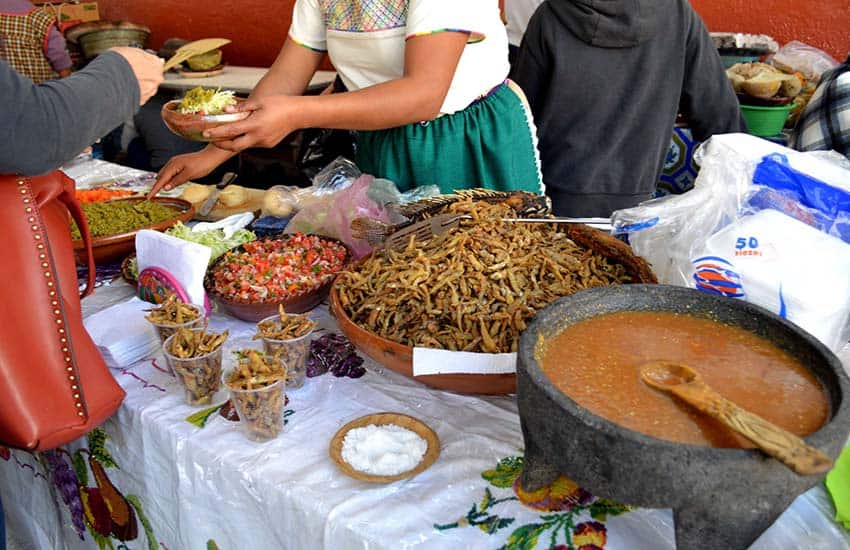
[412,348,517,376]
[135,230,211,309]
[191,212,254,238]
[84,298,160,368]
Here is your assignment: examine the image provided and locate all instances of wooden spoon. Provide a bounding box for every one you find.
[640,361,833,476]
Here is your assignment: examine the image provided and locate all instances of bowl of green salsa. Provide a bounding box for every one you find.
[71,197,195,265]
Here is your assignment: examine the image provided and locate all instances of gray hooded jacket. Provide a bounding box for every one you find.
[511,0,745,216]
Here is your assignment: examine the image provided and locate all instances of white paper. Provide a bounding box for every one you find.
[84,297,160,368]
[135,230,211,309]
[412,348,517,376]
[191,212,255,238]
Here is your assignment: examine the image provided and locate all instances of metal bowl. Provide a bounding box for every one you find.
[66,21,150,60]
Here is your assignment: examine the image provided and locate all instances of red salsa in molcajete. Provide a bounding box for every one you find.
[537,311,829,447]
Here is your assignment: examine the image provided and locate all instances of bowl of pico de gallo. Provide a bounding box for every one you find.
[204,232,351,322]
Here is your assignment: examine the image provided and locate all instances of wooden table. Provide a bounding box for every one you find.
[161,66,337,95]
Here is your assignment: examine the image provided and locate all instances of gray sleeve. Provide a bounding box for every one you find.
[678,5,747,141]
[0,51,141,176]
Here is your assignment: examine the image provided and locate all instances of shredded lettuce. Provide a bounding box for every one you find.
[126,221,255,279]
[177,87,237,115]
[166,222,255,262]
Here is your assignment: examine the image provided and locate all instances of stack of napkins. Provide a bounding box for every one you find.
[84,298,161,368]
[136,230,211,309]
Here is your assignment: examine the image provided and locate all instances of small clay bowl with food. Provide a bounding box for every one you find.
[163,329,226,405]
[161,98,250,142]
[72,197,194,265]
[205,233,352,322]
[329,412,441,483]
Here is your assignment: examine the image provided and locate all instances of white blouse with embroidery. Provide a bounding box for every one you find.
[289,0,509,115]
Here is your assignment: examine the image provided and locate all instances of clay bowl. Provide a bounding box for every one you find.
[205,235,351,322]
[329,285,516,394]
[517,284,850,550]
[329,412,441,483]
[328,224,658,395]
[72,197,194,265]
[161,98,249,142]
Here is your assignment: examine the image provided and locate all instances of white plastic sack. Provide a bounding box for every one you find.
[612,133,850,351]
[690,209,850,351]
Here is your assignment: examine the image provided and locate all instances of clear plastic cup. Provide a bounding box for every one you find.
[256,315,314,390]
[147,304,203,345]
[224,368,286,442]
[162,330,224,406]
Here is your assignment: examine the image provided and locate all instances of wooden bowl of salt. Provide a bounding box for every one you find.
[329,412,440,483]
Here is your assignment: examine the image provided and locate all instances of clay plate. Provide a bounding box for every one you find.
[329,412,440,483]
[73,197,194,265]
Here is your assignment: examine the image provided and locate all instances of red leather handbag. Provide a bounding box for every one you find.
[0,171,125,450]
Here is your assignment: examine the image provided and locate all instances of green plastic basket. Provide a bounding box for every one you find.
[740,102,796,137]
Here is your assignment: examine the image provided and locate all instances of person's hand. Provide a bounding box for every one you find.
[147,147,233,198]
[110,47,164,105]
[202,95,301,152]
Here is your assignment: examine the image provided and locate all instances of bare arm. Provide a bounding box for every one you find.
[152,31,468,193]
[250,38,325,98]
[205,31,468,149]
[149,39,323,194]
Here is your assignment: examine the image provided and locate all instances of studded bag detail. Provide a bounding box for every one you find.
[0,171,125,450]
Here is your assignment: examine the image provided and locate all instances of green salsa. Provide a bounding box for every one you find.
[70,201,180,240]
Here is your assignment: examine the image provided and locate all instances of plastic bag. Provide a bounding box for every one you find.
[749,153,850,242]
[260,185,300,218]
[285,174,404,258]
[612,133,850,351]
[309,156,361,196]
[691,210,850,351]
[771,40,840,83]
[296,128,357,182]
[285,157,363,216]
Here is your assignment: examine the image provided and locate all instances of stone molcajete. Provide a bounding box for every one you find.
[517,284,850,549]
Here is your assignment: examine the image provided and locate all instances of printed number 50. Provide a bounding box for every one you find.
[735,237,759,249]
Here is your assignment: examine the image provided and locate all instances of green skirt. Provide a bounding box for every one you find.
[355,81,543,194]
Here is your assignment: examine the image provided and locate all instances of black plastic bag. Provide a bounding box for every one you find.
[296,76,357,181]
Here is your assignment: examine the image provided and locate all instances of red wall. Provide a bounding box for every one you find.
[691,0,849,62]
[98,0,850,67]
[98,0,300,68]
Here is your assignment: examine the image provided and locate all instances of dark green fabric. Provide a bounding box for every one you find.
[355,83,541,194]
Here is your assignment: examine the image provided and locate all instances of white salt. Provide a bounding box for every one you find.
[341,423,427,476]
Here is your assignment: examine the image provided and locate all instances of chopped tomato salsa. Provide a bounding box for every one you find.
[209,233,348,303]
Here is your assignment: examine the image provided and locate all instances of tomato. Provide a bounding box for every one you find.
[210,233,347,303]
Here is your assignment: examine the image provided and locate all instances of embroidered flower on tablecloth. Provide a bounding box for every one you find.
[513,475,594,513]
[435,455,630,550]
[573,520,607,549]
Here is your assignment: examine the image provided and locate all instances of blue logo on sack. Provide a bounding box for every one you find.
[692,256,745,298]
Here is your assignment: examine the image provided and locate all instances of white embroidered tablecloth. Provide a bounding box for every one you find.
[0,282,847,550]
